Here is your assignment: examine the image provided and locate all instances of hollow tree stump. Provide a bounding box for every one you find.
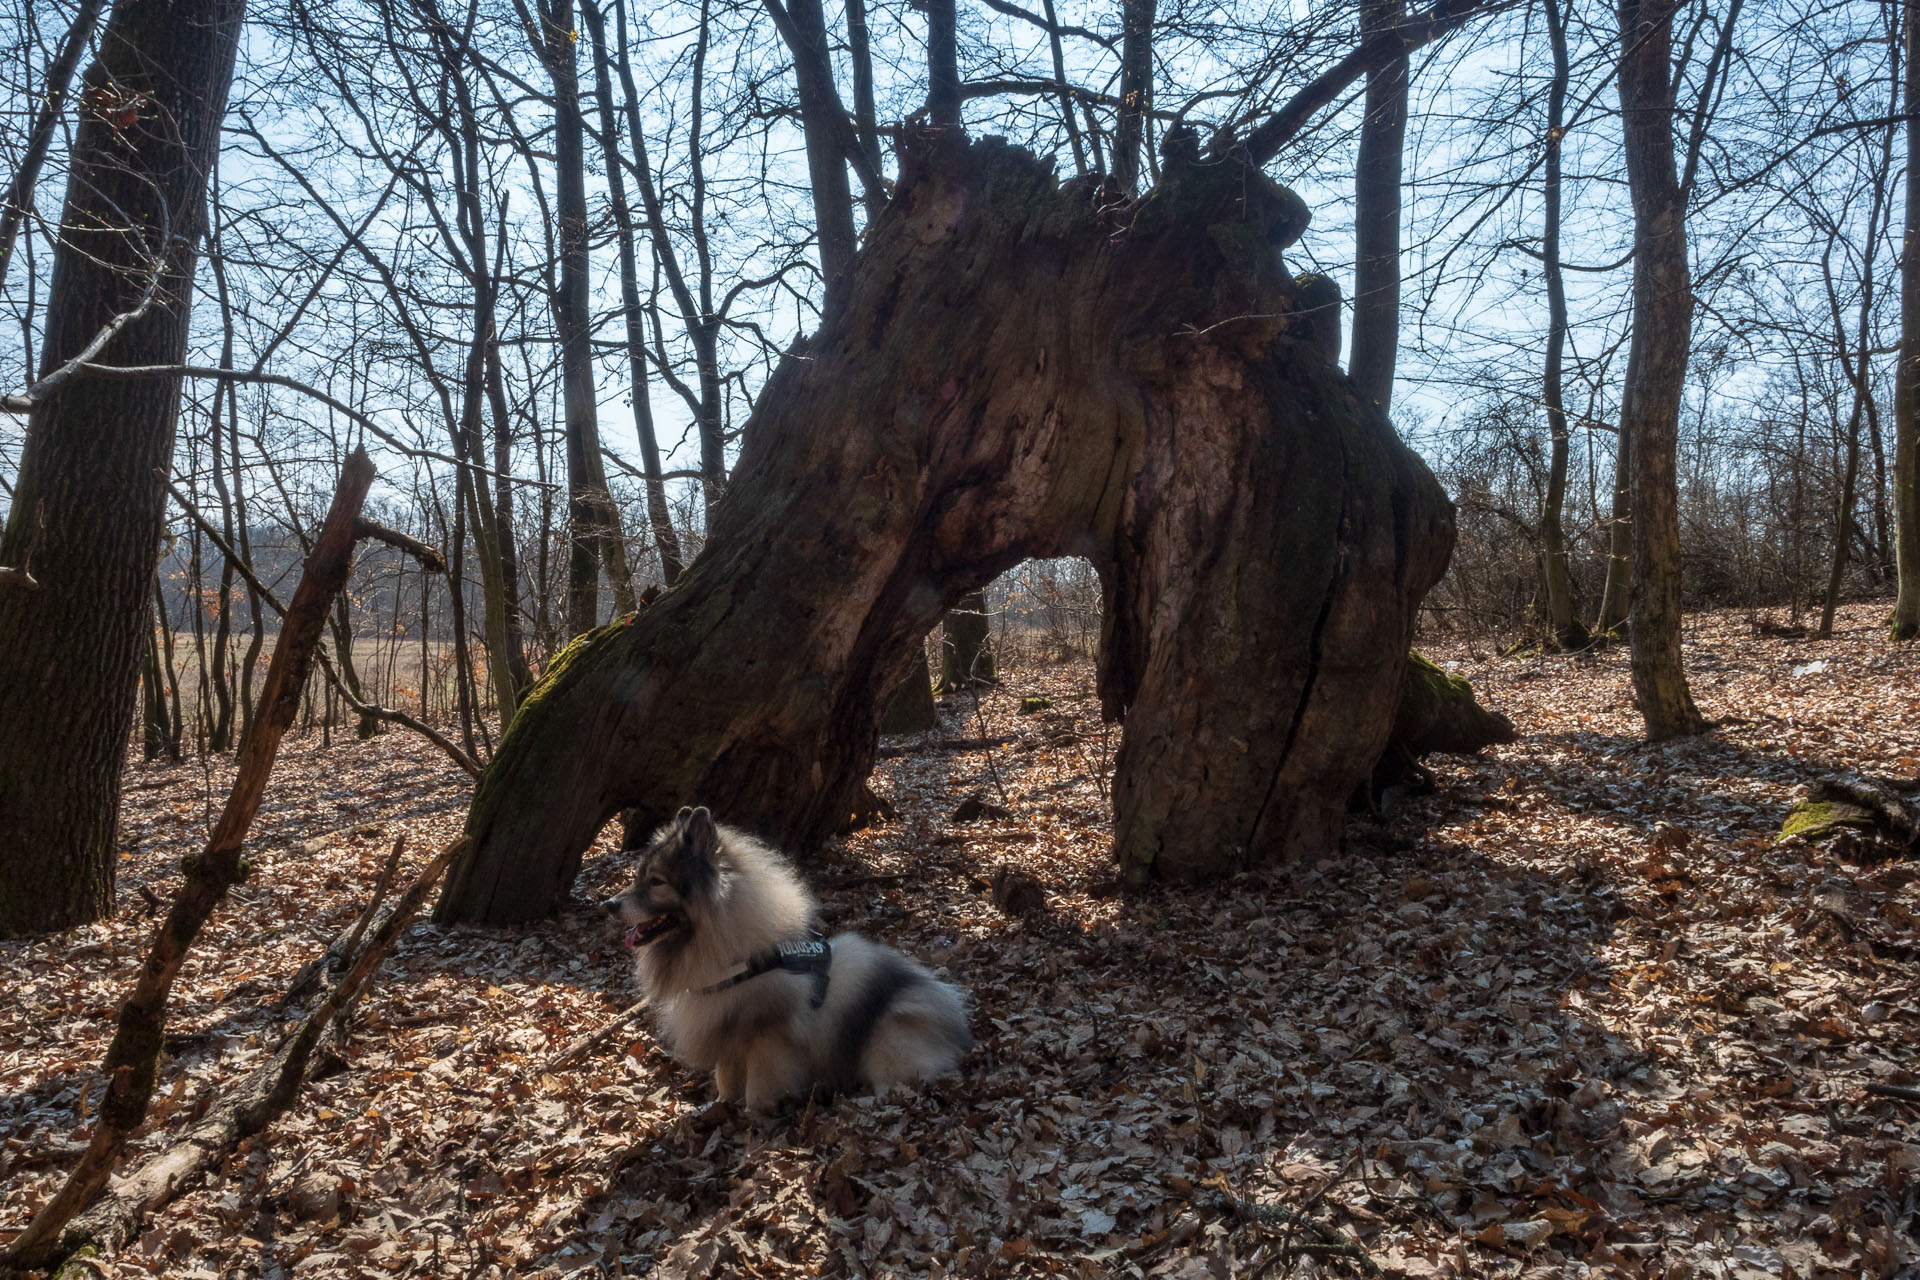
[435,134,1453,925]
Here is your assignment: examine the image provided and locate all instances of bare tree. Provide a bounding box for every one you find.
[0,0,246,936]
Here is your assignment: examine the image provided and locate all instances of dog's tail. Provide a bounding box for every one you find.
[826,936,970,1091]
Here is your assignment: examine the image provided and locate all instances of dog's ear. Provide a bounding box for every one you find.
[675,805,695,822]
[683,806,719,861]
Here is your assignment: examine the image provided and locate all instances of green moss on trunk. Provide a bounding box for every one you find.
[1780,800,1878,841]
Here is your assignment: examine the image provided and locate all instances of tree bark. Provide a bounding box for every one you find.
[1895,0,1920,640]
[435,135,1453,924]
[879,652,939,734]
[1346,0,1408,413]
[0,0,247,938]
[1616,0,1705,739]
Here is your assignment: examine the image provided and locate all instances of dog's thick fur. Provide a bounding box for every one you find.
[604,806,970,1110]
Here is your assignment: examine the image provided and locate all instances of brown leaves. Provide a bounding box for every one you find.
[2,607,1918,1276]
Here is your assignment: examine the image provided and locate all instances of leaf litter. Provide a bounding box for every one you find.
[1,602,1917,1278]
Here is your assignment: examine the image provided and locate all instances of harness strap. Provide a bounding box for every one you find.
[700,929,832,1008]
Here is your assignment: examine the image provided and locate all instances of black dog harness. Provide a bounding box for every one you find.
[700,929,832,1008]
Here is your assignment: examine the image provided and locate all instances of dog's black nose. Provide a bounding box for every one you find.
[601,896,622,916]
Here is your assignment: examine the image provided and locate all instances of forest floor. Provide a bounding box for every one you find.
[2,602,1918,1279]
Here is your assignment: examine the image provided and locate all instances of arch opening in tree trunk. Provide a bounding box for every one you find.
[433,132,1454,927]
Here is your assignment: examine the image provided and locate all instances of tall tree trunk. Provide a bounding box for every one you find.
[614,0,728,520]
[1820,102,1894,638]
[584,0,687,584]
[1111,0,1157,193]
[1895,0,1920,640]
[155,572,184,757]
[532,0,636,636]
[1347,0,1407,412]
[435,137,1451,925]
[1539,0,1586,650]
[0,0,246,937]
[880,650,940,733]
[925,0,960,127]
[234,398,265,745]
[437,24,527,718]
[141,625,170,762]
[782,0,858,312]
[938,590,997,692]
[484,340,533,690]
[844,0,887,203]
[205,196,239,752]
[1616,0,1705,739]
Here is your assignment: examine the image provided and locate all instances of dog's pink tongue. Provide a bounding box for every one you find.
[624,924,642,948]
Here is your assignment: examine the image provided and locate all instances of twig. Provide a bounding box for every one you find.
[819,872,911,889]
[78,362,545,485]
[277,834,409,1012]
[969,685,1013,811]
[339,835,408,961]
[526,998,652,1079]
[874,735,1014,758]
[1207,1189,1382,1277]
[1864,1082,1920,1103]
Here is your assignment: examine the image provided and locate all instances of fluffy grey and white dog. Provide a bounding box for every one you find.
[604,806,970,1110]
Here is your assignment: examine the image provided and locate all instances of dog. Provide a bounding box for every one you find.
[603,806,970,1110]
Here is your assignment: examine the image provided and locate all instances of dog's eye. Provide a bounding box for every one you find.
[646,876,667,889]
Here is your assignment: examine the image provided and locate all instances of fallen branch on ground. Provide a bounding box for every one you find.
[1207,1188,1382,1277]
[874,735,1015,758]
[527,998,651,1079]
[40,836,467,1264]
[274,835,408,1013]
[4,449,377,1270]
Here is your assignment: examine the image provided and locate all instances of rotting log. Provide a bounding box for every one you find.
[1781,778,1919,854]
[1368,652,1516,799]
[435,132,1454,925]
[1391,652,1516,758]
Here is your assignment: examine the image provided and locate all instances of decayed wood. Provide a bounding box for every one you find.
[40,837,466,1265]
[435,133,1453,926]
[4,449,376,1269]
